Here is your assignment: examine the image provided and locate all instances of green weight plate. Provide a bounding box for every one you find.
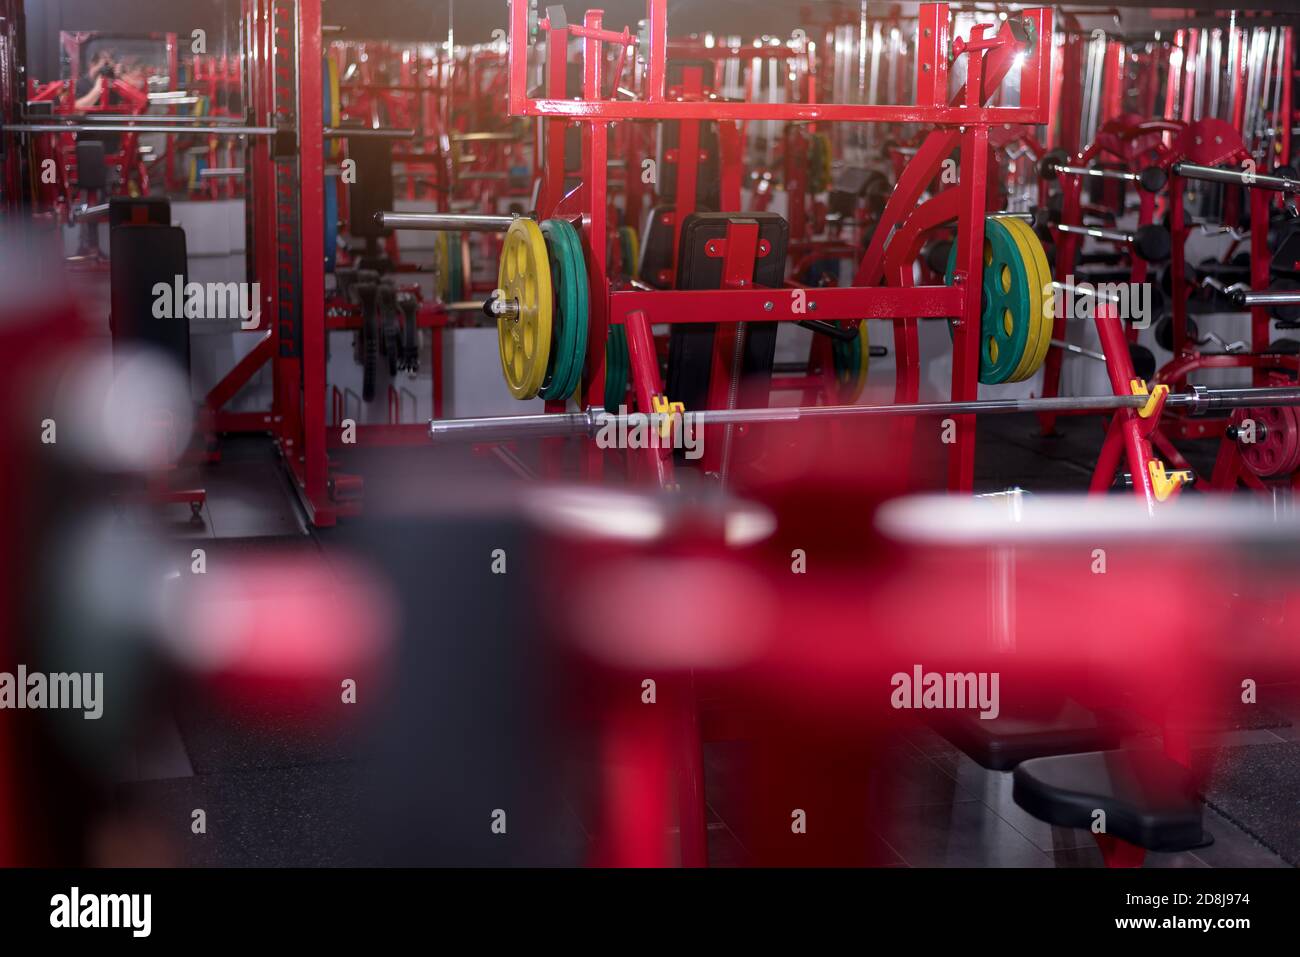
[539,218,589,401]
[555,220,589,401]
[831,320,869,400]
[605,324,630,411]
[539,221,577,400]
[945,217,1035,384]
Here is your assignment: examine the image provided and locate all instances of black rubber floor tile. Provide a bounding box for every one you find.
[1194,741,1300,867]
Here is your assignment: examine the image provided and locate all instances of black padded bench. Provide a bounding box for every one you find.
[932,697,1128,772]
[1013,749,1207,852]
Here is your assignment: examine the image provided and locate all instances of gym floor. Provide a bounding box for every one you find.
[101,424,1300,868]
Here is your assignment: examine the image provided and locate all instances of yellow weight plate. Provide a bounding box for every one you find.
[459,233,473,295]
[1005,216,1055,379]
[497,218,553,399]
[998,217,1040,382]
[625,228,640,279]
[994,216,1043,382]
[999,216,1051,382]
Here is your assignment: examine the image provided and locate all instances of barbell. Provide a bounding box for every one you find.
[426,384,1300,444]
[1039,149,1168,193]
[1055,222,1171,263]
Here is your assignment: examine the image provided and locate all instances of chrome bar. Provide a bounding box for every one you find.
[23,112,247,125]
[72,203,110,222]
[323,126,416,139]
[375,211,518,231]
[451,131,521,142]
[1234,290,1300,307]
[3,122,276,135]
[1056,222,1132,243]
[1172,161,1300,193]
[1050,339,1106,362]
[1051,163,1139,182]
[199,167,245,179]
[427,386,1300,443]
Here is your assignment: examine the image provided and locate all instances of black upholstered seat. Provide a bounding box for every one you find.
[1013,749,1205,852]
[935,697,1126,771]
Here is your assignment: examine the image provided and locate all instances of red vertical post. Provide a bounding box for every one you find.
[785,128,806,242]
[702,222,760,476]
[670,66,705,281]
[538,25,569,218]
[645,0,667,102]
[949,32,991,493]
[299,0,329,523]
[1281,29,1294,169]
[915,4,950,107]
[581,11,610,449]
[718,121,743,212]
[1169,172,1189,358]
[1250,184,1270,386]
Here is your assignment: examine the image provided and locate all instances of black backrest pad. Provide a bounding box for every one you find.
[347,138,395,239]
[666,212,787,416]
[75,140,108,192]
[110,224,191,371]
[639,204,676,289]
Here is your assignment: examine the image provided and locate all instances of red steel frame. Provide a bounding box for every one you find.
[1039,112,1300,504]
[208,0,453,525]
[206,0,335,523]
[517,1,1053,496]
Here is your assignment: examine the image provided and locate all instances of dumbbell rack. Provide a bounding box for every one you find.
[1036,117,1182,506]
[1167,158,1300,492]
[514,0,1054,493]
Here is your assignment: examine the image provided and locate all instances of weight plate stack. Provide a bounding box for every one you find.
[539,218,589,402]
[831,320,870,402]
[945,215,1053,384]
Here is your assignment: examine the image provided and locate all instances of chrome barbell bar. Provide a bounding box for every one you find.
[1171,161,1300,193]
[427,386,1300,443]
[374,211,520,232]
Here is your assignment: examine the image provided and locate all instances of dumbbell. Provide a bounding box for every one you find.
[1129,343,1157,380]
[925,239,953,277]
[1231,279,1300,324]
[1049,338,1156,379]
[1055,222,1171,263]
[1039,148,1168,193]
[1154,312,1200,352]
[1265,338,1300,366]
